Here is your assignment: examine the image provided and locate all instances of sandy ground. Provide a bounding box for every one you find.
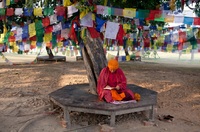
[0,59,200,132]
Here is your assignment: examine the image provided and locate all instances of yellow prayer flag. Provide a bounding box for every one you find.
[6,0,10,6]
[80,10,86,19]
[29,23,36,37]
[166,44,173,52]
[13,45,19,53]
[31,41,36,46]
[34,8,43,16]
[123,8,136,18]
[0,34,4,43]
[57,42,62,47]
[63,0,72,7]
[165,16,174,23]
[126,55,130,61]
[92,13,95,20]
[9,42,14,46]
[123,24,131,30]
[44,33,52,42]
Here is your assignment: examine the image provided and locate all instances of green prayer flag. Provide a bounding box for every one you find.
[43,7,54,16]
[0,8,5,15]
[36,35,43,43]
[137,10,150,19]
[35,20,43,30]
[154,17,165,22]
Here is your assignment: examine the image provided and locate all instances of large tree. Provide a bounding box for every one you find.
[4,0,199,94]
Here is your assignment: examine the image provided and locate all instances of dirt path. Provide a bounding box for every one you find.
[0,61,200,132]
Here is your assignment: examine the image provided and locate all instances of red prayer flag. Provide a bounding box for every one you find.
[42,17,50,27]
[45,26,53,33]
[6,8,14,16]
[87,27,100,38]
[193,17,200,25]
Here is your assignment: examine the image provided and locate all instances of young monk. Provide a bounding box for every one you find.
[97,59,136,103]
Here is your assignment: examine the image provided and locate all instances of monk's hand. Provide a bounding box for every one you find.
[115,85,120,90]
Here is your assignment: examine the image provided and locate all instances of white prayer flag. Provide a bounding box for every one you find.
[15,8,23,15]
[105,21,119,39]
[61,28,70,39]
[53,22,62,32]
[49,14,58,25]
[80,13,93,27]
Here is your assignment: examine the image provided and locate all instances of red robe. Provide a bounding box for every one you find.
[97,67,135,103]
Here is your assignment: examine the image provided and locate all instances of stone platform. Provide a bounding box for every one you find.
[36,56,66,62]
[49,84,157,128]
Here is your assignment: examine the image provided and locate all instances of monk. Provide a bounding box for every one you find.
[97,59,135,103]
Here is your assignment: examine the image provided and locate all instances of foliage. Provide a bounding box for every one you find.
[96,0,161,9]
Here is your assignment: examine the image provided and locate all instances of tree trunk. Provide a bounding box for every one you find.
[82,31,107,94]
[46,47,54,59]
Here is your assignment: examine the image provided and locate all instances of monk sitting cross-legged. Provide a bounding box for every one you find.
[97,59,136,103]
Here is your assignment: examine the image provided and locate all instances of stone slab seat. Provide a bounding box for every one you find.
[48,84,157,128]
[36,56,66,62]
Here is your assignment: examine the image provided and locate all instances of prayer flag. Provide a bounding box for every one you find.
[23,8,33,16]
[96,16,106,32]
[137,10,149,19]
[174,15,184,23]
[43,7,54,16]
[123,8,136,18]
[80,13,93,27]
[56,6,66,16]
[49,14,57,25]
[63,0,72,7]
[193,17,200,25]
[35,20,43,30]
[45,26,53,33]
[165,15,174,22]
[183,17,193,25]
[0,8,5,15]
[15,8,23,15]
[105,21,119,39]
[44,33,52,42]
[53,22,62,32]
[42,17,50,27]
[29,23,36,37]
[61,28,70,39]
[34,8,43,16]
[112,8,123,16]
[6,8,14,16]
